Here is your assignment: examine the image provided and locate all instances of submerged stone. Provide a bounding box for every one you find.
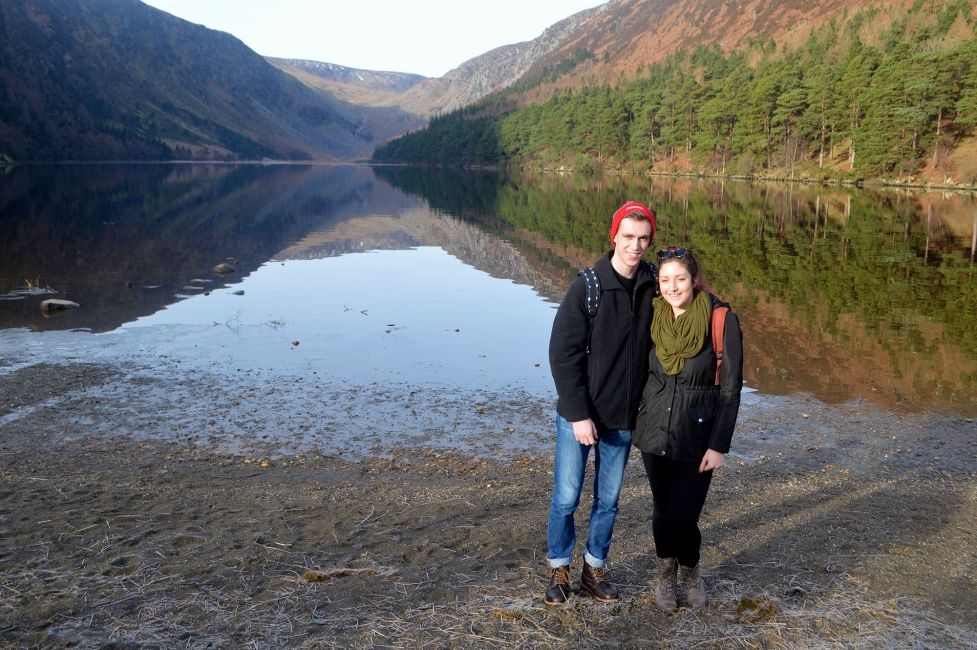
[40,298,80,312]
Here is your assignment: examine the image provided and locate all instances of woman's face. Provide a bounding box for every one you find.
[658,259,694,314]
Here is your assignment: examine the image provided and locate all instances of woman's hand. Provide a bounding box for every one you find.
[699,449,726,473]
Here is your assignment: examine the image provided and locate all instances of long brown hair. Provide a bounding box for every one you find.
[657,247,715,296]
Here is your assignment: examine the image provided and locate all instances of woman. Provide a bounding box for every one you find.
[633,246,743,612]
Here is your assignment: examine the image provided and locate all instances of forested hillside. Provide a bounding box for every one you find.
[375,1,977,184]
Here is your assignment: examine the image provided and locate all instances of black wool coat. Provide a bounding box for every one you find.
[549,252,658,432]
[633,292,744,461]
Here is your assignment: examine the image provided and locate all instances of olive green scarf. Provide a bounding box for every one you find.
[652,290,711,375]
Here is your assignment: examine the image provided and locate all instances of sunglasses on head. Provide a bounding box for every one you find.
[657,246,689,260]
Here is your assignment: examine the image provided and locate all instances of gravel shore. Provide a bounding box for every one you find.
[2,360,976,648]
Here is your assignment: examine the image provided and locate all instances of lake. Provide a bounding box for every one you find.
[1,162,976,417]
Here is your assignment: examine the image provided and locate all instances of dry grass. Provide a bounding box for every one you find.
[2,518,973,649]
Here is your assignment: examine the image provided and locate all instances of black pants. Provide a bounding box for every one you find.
[641,453,713,568]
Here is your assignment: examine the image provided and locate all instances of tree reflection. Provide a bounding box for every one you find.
[380,168,977,415]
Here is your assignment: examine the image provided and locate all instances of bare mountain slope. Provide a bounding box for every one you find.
[386,4,608,117]
[269,5,607,149]
[0,0,389,161]
[267,59,427,149]
[267,59,426,105]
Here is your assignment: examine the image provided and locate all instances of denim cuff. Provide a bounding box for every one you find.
[585,552,606,568]
[547,556,571,568]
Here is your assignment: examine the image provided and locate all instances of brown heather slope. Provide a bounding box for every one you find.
[511,0,930,100]
[533,0,912,79]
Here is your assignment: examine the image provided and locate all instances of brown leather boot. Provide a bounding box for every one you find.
[544,565,571,605]
[581,563,620,603]
[655,557,678,612]
[679,563,707,608]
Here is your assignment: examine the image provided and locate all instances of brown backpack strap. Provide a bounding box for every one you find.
[711,306,729,386]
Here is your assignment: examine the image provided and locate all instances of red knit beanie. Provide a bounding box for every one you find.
[610,200,656,244]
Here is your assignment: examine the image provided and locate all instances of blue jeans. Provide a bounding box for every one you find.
[546,414,632,568]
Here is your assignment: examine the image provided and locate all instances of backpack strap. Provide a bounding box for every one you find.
[581,267,600,318]
[711,305,729,386]
[580,267,600,354]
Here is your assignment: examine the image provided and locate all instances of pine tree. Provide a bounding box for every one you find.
[836,40,880,171]
[954,38,977,131]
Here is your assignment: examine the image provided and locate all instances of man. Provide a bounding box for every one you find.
[544,200,657,605]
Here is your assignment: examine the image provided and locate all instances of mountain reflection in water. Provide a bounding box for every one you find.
[1,163,975,416]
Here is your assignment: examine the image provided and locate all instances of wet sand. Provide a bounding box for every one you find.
[2,360,976,648]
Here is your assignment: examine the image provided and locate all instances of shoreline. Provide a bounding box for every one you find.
[2,359,976,647]
[3,159,976,194]
[532,164,977,194]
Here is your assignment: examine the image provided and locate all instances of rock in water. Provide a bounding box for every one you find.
[40,299,80,312]
[213,262,236,274]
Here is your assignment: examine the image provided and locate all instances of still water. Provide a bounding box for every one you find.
[1,163,976,415]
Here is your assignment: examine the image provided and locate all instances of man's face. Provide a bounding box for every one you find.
[612,217,652,271]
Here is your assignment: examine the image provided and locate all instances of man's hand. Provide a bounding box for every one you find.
[572,419,598,446]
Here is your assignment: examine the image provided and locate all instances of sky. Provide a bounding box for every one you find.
[141,0,607,78]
